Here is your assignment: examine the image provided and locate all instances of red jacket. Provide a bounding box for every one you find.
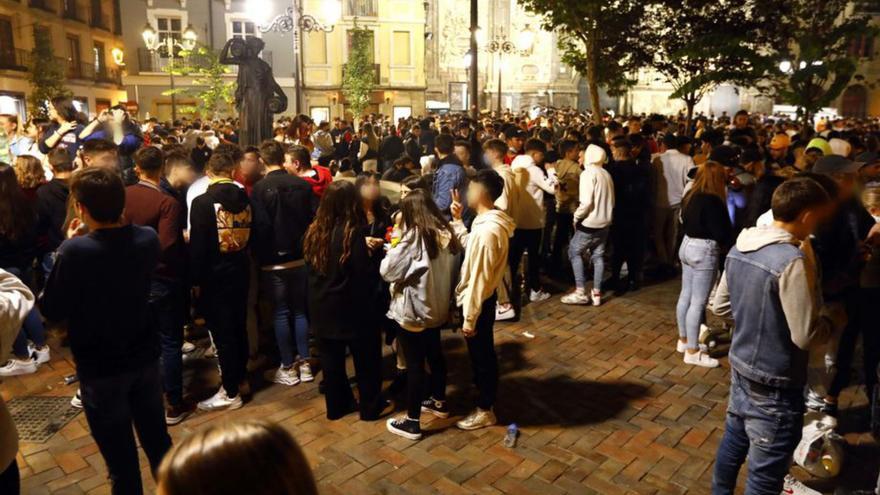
[302,165,332,199]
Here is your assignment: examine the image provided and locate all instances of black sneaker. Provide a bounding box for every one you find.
[420,397,450,419]
[386,416,422,440]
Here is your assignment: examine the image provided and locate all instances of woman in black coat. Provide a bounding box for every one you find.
[303,181,389,420]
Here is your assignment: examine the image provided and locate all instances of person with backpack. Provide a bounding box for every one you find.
[382,190,462,440]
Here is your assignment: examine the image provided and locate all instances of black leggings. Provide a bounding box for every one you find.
[0,460,19,495]
[397,327,447,419]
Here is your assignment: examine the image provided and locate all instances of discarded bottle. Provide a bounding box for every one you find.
[503,423,518,448]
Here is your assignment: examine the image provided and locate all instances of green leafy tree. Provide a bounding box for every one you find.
[164,45,237,119]
[27,27,72,118]
[763,0,877,132]
[646,0,775,135]
[518,0,652,123]
[343,24,375,120]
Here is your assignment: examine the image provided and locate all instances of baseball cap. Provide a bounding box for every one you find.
[769,134,791,150]
[813,155,863,175]
[583,144,607,166]
[709,145,740,168]
[805,138,832,156]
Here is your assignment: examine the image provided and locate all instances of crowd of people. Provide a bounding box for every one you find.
[0,97,879,494]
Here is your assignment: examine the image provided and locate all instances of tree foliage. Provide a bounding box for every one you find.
[517,0,651,123]
[645,0,774,133]
[163,45,236,119]
[762,0,877,127]
[27,27,72,118]
[343,24,375,119]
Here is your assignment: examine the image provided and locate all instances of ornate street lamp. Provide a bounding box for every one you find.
[142,22,198,121]
[484,25,535,114]
[248,0,341,115]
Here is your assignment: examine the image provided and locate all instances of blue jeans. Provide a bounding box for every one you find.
[568,227,608,292]
[149,278,185,406]
[4,267,46,359]
[264,266,310,368]
[676,236,719,350]
[713,371,804,495]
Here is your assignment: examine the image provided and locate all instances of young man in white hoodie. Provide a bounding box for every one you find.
[508,138,557,307]
[450,169,515,430]
[562,144,615,306]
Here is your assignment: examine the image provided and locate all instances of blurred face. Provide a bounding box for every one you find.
[168,163,196,188]
[240,151,262,179]
[466,180,487,209]
[0,116,15,135]
[359,177,380,202]
[111,108,126,124]
[508,137,523,153]
[454,145,470,165]
[734,114,749,129]
[833,172,858,200]
[26,123,39,138]
[85,150,118,170]
[528,150,545,166]
[48,102,59,122]
[770,147,786,161]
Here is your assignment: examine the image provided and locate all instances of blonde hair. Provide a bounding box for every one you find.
[13,155,46,189]
[684,161,728,207]
[157,421,318,495]
[862,186,880,211]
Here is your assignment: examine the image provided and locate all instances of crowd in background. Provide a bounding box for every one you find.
[0,98,879,494]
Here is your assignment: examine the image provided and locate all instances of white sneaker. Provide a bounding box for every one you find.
[456,408,497,431]
[590,289,603,306]
[529,289,551,303]
[683,350,720,368]
[181,341,196,353]
[70,389,83,409]
[0,358,38,377]
[495,304,516,321]
[782,475,821,495]
[299,362,314,382]
[561,291,591,305]
[676,340,687,353]
[266,366,300,386]
[27,343,51,364]
[197,387,243,411]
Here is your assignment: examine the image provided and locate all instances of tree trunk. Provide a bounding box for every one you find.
[587,42,601,124]
[801,108,812,141]
[685,99,695,138]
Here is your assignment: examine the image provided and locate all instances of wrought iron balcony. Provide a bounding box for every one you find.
[0,49,30,72]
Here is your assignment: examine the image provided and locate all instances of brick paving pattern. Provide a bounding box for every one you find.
[4,280,878,494]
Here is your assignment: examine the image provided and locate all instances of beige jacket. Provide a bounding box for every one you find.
[554,158,581,214]
[452,210,515,329]
[0,270,35,472]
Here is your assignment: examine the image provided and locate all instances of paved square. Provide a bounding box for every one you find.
[5,280,878,494]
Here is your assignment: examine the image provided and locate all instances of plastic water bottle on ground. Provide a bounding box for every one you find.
[503,423,518,448]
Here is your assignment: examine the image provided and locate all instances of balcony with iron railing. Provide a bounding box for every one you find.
[136,47,272,75]
[342,63,380,84]
[343,0,378,17]
[63,59,122,85]
[0,49,31,72]
[91,11,111,31]
[29,0,56,13]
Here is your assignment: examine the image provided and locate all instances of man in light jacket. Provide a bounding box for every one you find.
[562,144,615,306]
[652,134,695,277]
[0,270,35,494]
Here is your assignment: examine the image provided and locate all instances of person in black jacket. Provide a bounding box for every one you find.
[40,167,171,495]
[607,136,652,293]
[378,130,405,172]
[189,152,253,412]
[303,181,390,421]
[251,140,317,387]
[36,148,74,279]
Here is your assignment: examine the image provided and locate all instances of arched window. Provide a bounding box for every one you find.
[841,84,868,119]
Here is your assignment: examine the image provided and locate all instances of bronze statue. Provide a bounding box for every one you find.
[220,37,287,147]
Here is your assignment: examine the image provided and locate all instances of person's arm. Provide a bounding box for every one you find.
[188,197,212,286]
[219,38,238,64]
[460,232,503,332]
[78,118,104,140]
[379,234,417,283]
[158,197,182,262]
[433,168,454,212]
[0,270,35,359]
[39,246,72,322]
[573,170,595,223]
[40,122,73,153]
[706,196,734,247]
[531,166,556,195]
[711,268,732,318]
[357,140,368,160]
[779,257,837,350]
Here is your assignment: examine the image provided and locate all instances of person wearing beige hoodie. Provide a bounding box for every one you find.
[0,269,36,494]
[449,169,515,432]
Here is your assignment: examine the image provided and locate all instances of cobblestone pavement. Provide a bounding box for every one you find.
[5,279,878,494]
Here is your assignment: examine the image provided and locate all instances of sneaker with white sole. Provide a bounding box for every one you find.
[0,358,38,377]
[456,408,497,431]
[27,344,51,364]
[70,389,83,409]
[529,289,551,303]
[197,388,243,411]
[561,291,591,305]
[683,350,720,368]
[495,304,516,321]
[590,289,603,306]
[386,416,422,440]
[266,366,300,386]
[782,475,821,495]
[676,340,687,353]
[299,362,314,382]
[420,397,450,418]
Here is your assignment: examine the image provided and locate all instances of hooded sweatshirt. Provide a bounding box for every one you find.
[301,165,333,199]
[574,145,615,229]
[452,209,515,329]
[712,225,842,388]
[511,154,557,229]
[381,228,460,331]
[0,270,34,474]
[189,179,253,286]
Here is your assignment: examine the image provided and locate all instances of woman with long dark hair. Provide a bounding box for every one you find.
[381,190,461,440]
[38,97,84,161]
[304,181,389,421]
[0,163,49,376]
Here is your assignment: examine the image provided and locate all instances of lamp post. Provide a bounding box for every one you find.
[249,0,341,116]
[483,25,534,114]
[142,23,197,122]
